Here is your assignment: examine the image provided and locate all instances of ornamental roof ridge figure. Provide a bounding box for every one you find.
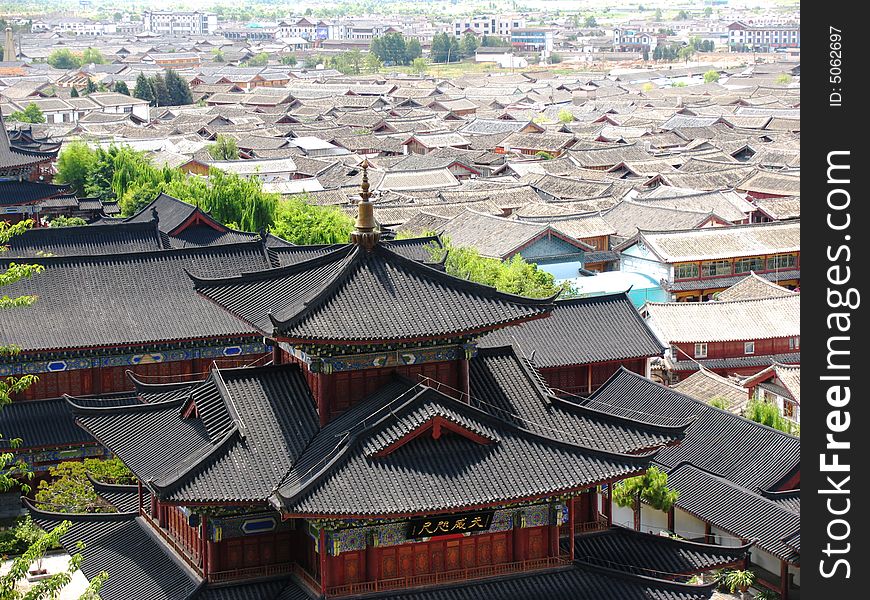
[350,158,380,250]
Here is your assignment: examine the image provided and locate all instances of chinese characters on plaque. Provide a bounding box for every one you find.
[405,511,495,539]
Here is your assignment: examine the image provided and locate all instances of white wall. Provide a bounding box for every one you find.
[674,508,708,540]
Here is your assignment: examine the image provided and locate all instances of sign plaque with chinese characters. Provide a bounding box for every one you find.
[405,511,495,539]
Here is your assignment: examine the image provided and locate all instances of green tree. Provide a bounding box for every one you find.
[49,216,88,228]
[363,52,383,73]
[411,57,428,74]
[557,109,574,123]
[35,458,134,513]
[245,52,270,67]
[746,398,797,434]
[613,466,678,531]
[55,141,97,196]
[208,135,240,161]
[280,54,297,66]
[431,32,459,63]
[213,48,225,63]
[133,72,154,105]
[269,196,354,244]
[703,69,720,83]
[724,569,755,594]
[406,38,422,62]
[415,238,562,298]
[549,52,562,64]
[654,8,663,20]
[708,397,731,410]
[150,73,171,107]
[675,10,690,20]
[460,32,479,58]
[7,103,44,124]
[47,48,82,69]
[164,69,193,106]
[678,46,694,63]
[481,35,509,47]
[84,77,97,95]
[703,7,713,17]
[81,47,105,64]
[776,73,793,85]
[584,16,598,27]
[113,80,130,95]
[70,86,80,98]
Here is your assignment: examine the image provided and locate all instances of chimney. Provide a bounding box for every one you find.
[349,159,380,250]
[4,27,14,62]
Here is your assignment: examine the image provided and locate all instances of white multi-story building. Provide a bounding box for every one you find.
[277,17,317,41]
[143,11,218,36]
[728,21,800,51]
[453,15,526,38]
[30,17,116,36]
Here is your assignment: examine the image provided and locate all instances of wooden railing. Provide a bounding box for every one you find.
[324,555,569,598]
[574,515,609,534]
[139,509,202,575]
[292,563,322,595]
[210,561,295,583]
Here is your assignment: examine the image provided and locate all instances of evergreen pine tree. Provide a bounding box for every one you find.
[133,72,154,105]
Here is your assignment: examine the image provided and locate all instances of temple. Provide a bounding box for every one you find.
[11,167,753,599]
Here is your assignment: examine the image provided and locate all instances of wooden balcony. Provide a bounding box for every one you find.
[574,515,609,535]
[324,555,570,598]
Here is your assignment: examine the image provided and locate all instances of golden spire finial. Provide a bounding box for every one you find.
[351,159,379,250]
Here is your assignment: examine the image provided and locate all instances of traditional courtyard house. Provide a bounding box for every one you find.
[751,195,800,222]
[743,363,801,425]
[589,369,800,599]
[496,132,577,157]
[25,177,741,600]
[735,170,801,199]
[479,292,665,396]
[143,51,202,69]
[642,293,801,379]
[715,271,801,302]
[402,132,471,155]
[670,367,750,415]
[431,208,596,280]
[87,92,151,122]
[566,143,652,170]
[616,221,800,301]
[8,97,75,125]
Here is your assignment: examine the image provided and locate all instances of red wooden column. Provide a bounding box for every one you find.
[605,483,613,526]
[200,514,209,577]
[667,507,675,532]
[319,528,328,595]
[138,482,144,513]
[704,521,712,543]
[512,518,523,562]
[568,499,575,562]
[272,344,283,365]
[458,358,470,401]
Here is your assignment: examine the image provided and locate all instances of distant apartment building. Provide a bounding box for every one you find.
[453,15,525,38]
[30,17,116,36]
[510,28,554,53]
[143,11,218,36]
[728,21,800,51]
[612,27,656,52]
[277,17,317,41]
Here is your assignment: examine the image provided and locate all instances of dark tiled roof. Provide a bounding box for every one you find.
[671,352,800,373]
[29,507,201,600]
[71,394,213,483]
[0,180,70,206]
[192,244,553,343]
[71,364,320,504]
[91,477,151,513]
[469,346,685,454]
[167,224,261,248]
[4,220,165,258]
[665,270,800,292]
[1,112,58,172]
[0,396,95,450]
[344,563,716,600]
[571,527,749,577]
[479,294,665,368]
[195,579,309,600]
[584,369,800,492]
[761,489,800,515]
[666,464,800,562]
[276,377,655,516]
[0,243,268,351]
